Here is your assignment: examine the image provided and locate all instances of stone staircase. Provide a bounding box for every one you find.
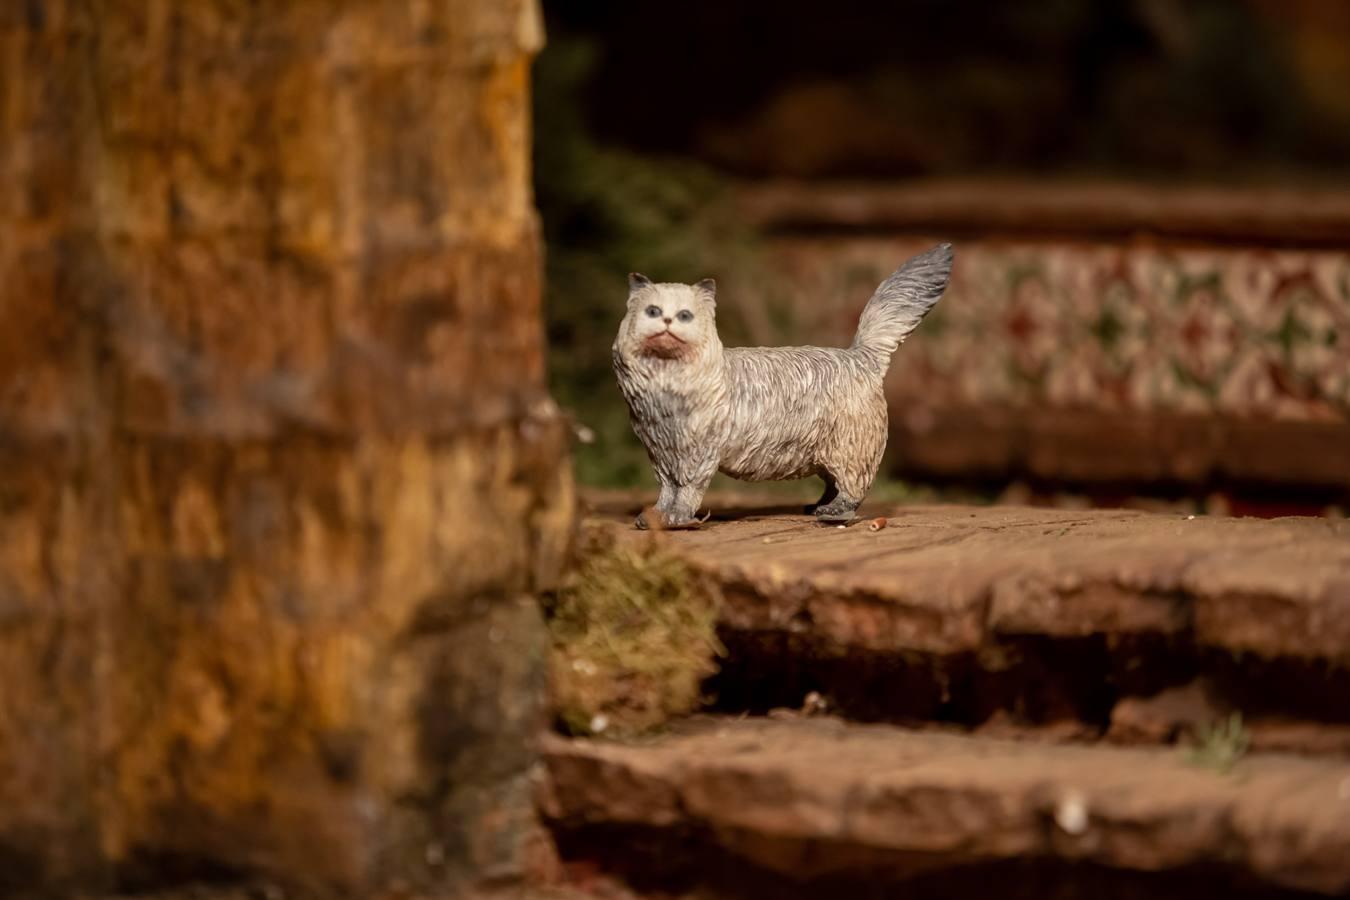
[537,494,1350,898]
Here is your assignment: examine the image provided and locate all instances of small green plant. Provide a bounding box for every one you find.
[545,526,724,737]
[1185,712,1250,774]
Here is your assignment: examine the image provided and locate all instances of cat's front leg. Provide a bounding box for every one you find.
[667,464,716,527]
[636,459,716,530]
[635,481,677,530]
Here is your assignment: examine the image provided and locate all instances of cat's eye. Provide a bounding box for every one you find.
[676,310,694,323]
[645,305,661,318]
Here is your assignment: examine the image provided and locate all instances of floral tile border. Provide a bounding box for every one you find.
[753,237,1350,423]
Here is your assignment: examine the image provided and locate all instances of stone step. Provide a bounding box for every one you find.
[587,495,1350,744]
[540,716,1350,898]
[734,179,1350,246]
[728,180,1350,494]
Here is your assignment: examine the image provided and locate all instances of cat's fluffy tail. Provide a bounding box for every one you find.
[850,243,953,367]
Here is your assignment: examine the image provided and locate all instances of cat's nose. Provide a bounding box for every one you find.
[663,317,673,324]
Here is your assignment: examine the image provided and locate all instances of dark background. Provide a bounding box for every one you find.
[534,0,1350,493]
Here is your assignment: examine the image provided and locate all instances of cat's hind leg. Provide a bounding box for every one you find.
[804,471,839,515]
[812,463,869,524]
[813,409,885,524]
[812,492,862,524]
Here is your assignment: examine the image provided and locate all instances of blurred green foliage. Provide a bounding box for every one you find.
[534,38,763,487]
[532,38,962,502]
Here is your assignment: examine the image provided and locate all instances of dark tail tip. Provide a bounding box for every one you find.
[897,242,955,280]
[899,242,954,271]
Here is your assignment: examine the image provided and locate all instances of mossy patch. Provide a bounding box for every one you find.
[545,526,724,737]
[1185,712,1250,774]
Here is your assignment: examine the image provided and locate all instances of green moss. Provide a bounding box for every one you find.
[1185,712,1250,774]
[544,527,724,737]
[534,37,769,489]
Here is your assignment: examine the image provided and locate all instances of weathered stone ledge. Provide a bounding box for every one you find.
[541,716,1350,896]
[585,495,1350,737]
[734,178,1350,246]
[590,498,1350,663]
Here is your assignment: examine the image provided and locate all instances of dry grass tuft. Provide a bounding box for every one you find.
[1185,712,1251,774]
[545,526,724,737]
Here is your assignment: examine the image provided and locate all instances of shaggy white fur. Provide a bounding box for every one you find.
[613,244,954,528]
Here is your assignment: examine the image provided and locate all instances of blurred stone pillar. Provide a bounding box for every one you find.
[0,0,570,894]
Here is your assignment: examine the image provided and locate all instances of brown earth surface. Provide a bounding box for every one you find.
[541,716,1350,897]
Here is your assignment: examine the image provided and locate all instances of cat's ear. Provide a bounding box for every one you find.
[694,277,716,305]
[628,272,652,294]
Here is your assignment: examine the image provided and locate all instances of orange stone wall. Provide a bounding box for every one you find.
[0,1,571,893]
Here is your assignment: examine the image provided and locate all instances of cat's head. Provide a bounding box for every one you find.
[615,273,720,362]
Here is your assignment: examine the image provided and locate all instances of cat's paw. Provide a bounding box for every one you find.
[635,506,707,531]
[634,506,660,530]
[812,498,860,524]
[665,509,710,530]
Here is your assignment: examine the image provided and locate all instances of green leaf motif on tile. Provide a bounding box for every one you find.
[1091,307,1125,350]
